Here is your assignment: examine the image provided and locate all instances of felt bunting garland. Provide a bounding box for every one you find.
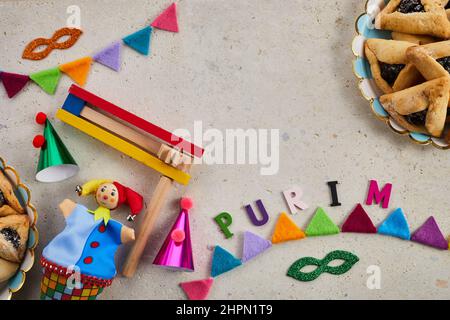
[341,203,377,234]
[151,3,179,32]
[29,67,61,95]
[0,72,29,98]
[59,57,93,86]
[211,246,242,277]
[180,278,214,300]
[123,26,153,56]
[305,207,340,237]
[377,208,410,240]
[411,216,448,250]
[1,4,177,99]
[242,231,272,262]
[93,42,122,72]
[271,212,306,244]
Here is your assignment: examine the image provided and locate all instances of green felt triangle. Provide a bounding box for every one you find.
[30,67,61,95]
[305,207,340,236]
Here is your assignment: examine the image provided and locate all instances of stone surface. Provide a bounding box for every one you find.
[0,0,449,300]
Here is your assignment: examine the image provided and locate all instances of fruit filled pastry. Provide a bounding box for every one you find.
[0,258,19,283]
[406,42,450,81]
[380,76,450,137]
[0,170,25,217]
[391,32,438,45]
[365,39,423,93]
[0,214,30,263]
[376,0,450,39]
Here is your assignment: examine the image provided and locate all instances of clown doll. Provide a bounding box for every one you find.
[40,179,143,300]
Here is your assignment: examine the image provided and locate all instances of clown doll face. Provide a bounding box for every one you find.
[95,183,119,210]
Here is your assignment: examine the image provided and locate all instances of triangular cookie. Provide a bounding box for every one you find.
[365,39,421,94]
[391,32,438,45]
[0,214,29,263]
[380,76,450,137]
[0,257,19,283]
[406,45,450,82]
[376,0,450,39]
[0,170,24,215]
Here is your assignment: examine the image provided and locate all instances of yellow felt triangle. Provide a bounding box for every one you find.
[271,212,306,244]
[59,57,93,86]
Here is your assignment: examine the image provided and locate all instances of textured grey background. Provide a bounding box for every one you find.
[0,0,449,300]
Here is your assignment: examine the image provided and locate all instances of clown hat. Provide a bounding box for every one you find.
[153,197,194,272]
[33,112,79,183]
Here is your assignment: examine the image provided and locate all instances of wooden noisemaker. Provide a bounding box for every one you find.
[56,85,204,278]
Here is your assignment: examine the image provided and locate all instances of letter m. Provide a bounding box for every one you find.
[365,180,392,209]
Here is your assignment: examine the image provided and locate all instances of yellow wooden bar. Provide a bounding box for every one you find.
[56,109,191,185]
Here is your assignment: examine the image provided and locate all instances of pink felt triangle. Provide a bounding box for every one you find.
[180,278,214,300]
[411,216,448,250]
[151,3,179,32]
[342,203,377,233]
[0,72,29,98]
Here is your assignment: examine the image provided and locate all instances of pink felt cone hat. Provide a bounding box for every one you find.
[153,198,194,271]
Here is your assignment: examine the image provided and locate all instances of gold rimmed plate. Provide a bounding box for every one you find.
[0,157,39,300]
[352,0,450,149]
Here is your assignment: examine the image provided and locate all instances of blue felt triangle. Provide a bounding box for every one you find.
[211,246,242,277]
[122,26,152,55]
[377,208,411,240]
[242,231,272,263]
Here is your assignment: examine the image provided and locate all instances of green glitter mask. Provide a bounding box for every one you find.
[287,250,359,282]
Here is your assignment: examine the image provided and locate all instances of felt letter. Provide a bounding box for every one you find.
[327,181,341,207]
[283,186,308,215]
[214,212,234,239]
[365,180,392,209]
[244,200,269,226]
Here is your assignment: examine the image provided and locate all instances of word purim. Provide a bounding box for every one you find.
[214,179,392,238]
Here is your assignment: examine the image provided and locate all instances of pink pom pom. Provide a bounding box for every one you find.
[171,229,186,243]
[180,197,193,211]
[35,112,47,125]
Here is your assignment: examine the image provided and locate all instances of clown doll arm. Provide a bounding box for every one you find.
[121,226,135,243]
[59,199,77,219]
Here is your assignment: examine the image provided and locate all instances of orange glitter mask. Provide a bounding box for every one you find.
[22,27,83,60]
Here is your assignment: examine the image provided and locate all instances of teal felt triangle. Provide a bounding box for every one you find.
[122,26,152,55]
[211,246,242,277]
[377,208,410,240]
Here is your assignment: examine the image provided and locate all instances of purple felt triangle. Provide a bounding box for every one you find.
[242,231,272,263]
[0,72,29,98]
[411,216,448,250]
[93,41,122,72]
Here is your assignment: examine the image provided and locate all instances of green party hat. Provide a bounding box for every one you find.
[33,112,79,182]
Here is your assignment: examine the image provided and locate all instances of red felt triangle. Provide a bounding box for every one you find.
[151,3,179,32]
[0,72,29,98]
[180,278,214,300]
[342,203,377,233]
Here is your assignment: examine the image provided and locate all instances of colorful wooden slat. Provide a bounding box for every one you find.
[68,85,204,158]
[56,109,191,185]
